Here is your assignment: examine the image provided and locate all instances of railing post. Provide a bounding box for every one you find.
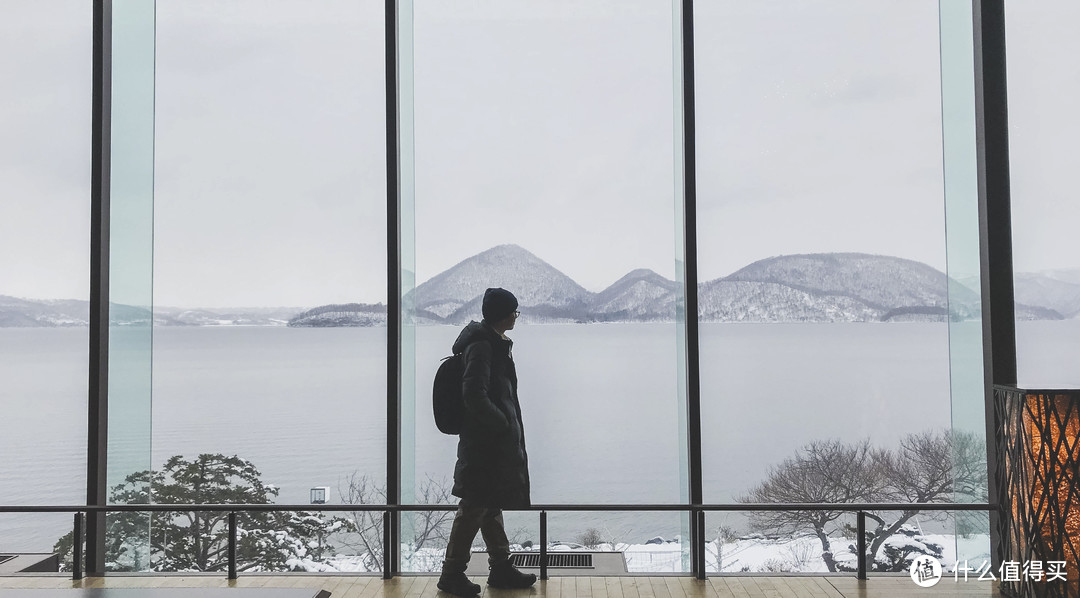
[228,511,238,580]
[696,509,706,580]
[73,512,84,580]
[856,510,867,580]
[383,511,392,580]
[539,510,548,581]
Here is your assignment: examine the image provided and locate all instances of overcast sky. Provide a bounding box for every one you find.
[1,0,1076,307]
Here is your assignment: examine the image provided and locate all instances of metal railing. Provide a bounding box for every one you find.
[0,502,996,582]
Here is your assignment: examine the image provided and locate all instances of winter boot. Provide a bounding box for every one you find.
[487,559,537,589]
[437,571,481,597]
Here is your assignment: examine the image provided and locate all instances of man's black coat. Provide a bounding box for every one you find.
[450,320,531,508]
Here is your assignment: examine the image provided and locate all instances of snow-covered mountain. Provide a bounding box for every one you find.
[725,253,973,312]
[708,253,982,322]
[155,306,302,326]
[1038,268,1080,286]
[287,303,386,327]
[0,295,161,327]
[698,280,884,323]
[411,244,592,324]
[958,271,1080,320]
[588,269,681,322]
[1013,272,1080,319]
[401,249,988,324]
[0,296,86,327]
[0,297,301,327]
[7,248,1078,326]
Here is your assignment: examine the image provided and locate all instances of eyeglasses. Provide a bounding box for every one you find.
[513,310,520,317]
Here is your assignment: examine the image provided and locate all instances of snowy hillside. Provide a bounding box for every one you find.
[157,306,301,326]
[402,248,989,324]
[698,280,883,323]
[1013,272,1080,319]
[287,304,386,327]
[723,253,977,317]
[0,296,301,327]
[587,269,681,321]
[0,295,159,327]
[298,532,991,575]
[6,247,1076,326]
[412,244,592,323]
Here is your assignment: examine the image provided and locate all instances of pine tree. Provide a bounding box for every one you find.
[54,454,349,572]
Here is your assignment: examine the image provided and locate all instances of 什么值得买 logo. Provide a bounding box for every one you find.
[910,555,943,587]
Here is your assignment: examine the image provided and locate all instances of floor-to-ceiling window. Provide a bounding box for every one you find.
[0,0,1024,579]
[399,0,691,573]
[694,0,985,573]
[99,0,389,572]
[0,1,91,569]
[1006,1,1080,389]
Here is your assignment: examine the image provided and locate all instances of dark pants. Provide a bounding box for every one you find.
[441,501,511,574]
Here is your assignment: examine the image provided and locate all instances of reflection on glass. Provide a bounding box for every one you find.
[402,0,688,573]
[696,1,962,572]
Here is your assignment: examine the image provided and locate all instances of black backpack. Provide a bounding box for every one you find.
[433,338,497,435]
[433,353,467,435]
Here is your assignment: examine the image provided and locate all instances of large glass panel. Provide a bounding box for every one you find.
[696,1,977,572]
[939,0,988,563]
[106,0,157,571]
[0,1,91,561]
[1006,2,1080,389]
[115,0,389,573]
[401,0,689,573]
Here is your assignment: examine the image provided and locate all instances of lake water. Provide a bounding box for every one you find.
[2,320,1077,553]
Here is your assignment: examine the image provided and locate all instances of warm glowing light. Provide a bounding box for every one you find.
[1023,392,1080,598]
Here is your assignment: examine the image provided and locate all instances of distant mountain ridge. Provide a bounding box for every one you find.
[5,246,1078,327]
[0,295,159,327]
[715,253,982,322]
[287,303,386,327]
[725,253,971,312]
[0,297,301,328]
[959,269,1080,320]
[290,245,1071,326]
[1013,272,1080,319]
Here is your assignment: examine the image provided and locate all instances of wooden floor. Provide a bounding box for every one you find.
[0,575,1006,598]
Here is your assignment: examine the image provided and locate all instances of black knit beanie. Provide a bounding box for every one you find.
[481,287,518,323]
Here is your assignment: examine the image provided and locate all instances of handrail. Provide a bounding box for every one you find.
[0,502,996,513]
[4,502,997,582]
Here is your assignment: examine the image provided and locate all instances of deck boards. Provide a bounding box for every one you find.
[0,575,1006,598]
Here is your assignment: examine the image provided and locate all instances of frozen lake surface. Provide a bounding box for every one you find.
[1,320,1075,553]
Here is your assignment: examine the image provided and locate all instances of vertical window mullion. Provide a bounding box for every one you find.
[87,0,113,576]
[972,0,1015,569]
[385,0,401,580]
[679,0,704,579]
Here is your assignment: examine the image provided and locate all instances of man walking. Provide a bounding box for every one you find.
[437,288,537,596]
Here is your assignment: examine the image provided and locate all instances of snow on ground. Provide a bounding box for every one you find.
[297,534,991,574]
[709,533,990,574]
